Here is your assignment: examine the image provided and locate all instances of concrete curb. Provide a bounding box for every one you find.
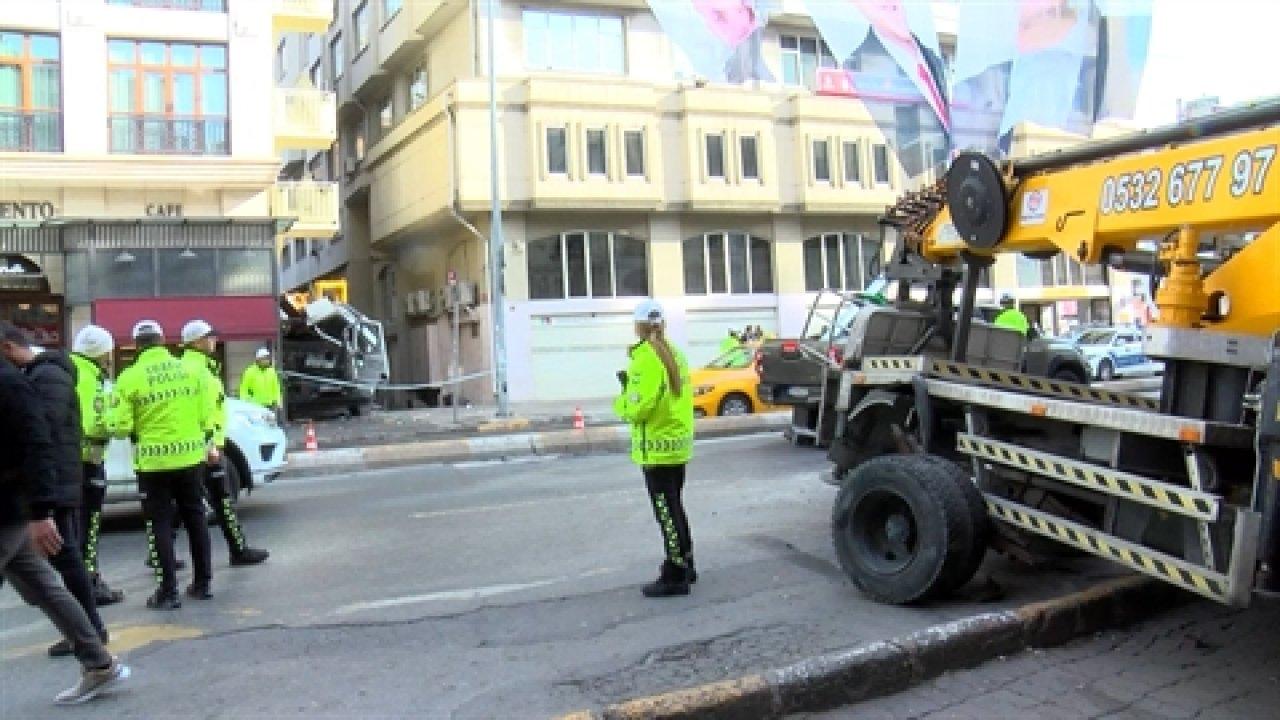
[286,413,790,475]
[560,575,1187,720]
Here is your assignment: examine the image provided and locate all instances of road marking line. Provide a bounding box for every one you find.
[332,568,613,616]
[1,624,203,660]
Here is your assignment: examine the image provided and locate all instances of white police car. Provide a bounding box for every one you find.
[104,397,288,504]
[1074,327,1165,381]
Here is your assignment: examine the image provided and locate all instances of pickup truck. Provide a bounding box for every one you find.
[756,291,1090,447]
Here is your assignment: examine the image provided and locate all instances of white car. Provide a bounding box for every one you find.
[1074,327,1165,381]
[105,397,288,504]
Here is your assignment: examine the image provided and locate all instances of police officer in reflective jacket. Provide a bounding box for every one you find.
[69,325,125,607]
[179,320,268,567]
[108,320,213,609]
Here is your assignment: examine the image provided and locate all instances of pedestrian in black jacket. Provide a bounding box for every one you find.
[0,332,129,704]
[0,323,108,657]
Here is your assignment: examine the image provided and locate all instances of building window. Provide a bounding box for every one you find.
[803,233,879,292]
[382,0,403,20]
[107,40,228,155]
[377,95,392,133]
[330,33,344,80]
[281,245,291,269]
[624,129,644,177]
[740,135,759,181]
[683,232,773,295]
[812,139,830,183]
[780,34,836,89]
[527,231,649,300]
[1017,253,1106,289]
[706,132,725,179]
[407,64,427,111]
[353,1,371,54]
[522,9,624,74]
[276,38,286,82]
[0,32,61,152]
[873,143,891,184]
[842,141,860,183]
[545,126,567,175]
[585,128,607,176]
[106,1,227,9]
[309,59,323,90]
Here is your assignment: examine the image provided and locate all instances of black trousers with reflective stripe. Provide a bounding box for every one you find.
[141,467,211,593]
[643,464,692,569]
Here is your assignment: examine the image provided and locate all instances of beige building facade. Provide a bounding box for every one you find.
[297,0,1120,404]
[0,0,335,379]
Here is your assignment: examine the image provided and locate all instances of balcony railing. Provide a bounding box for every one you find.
[106,0,228,10]
[0,110,62,152]
[272,181,340,238]
[108,115,229,155]
[272,0,333,34]
[274,88,337,152]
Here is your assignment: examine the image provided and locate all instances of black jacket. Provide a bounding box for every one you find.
[0,357,61,526]
[22,350,83,514]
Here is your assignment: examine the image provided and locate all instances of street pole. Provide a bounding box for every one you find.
[485,0,510,417]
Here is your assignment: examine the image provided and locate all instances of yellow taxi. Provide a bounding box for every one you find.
[691,345,778,417]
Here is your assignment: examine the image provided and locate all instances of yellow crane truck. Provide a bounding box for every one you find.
[828,99,1280,607]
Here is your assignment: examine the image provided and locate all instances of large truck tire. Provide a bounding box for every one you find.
[912,454,991,593]
[831,455,976,604]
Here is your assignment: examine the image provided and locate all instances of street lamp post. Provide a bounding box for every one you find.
[485,0,510,417]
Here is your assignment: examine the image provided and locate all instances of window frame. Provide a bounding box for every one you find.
[526,231,649,300]
[740,134,759,181]
[105,38,229,155]
[812,138,831,183]
[0,31,63,152]
[684,231,773,295]
[842,140,860,184]
[545,125,568,176]
[802,232,877,292]
[330,32,345,80]
[521,8,626,75]
[353,1,371,55]
[872,143,891,185]
[376,95,392,134]
[705,132,726,180]
[623,128,645,178]
[381,0,403,23]
[406,63,427,111]
[585,127,607,176]
[780,33,836,89]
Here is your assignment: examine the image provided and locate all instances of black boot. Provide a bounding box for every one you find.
[146,588,182,610]
[91,574,125,606]
[687,554,698,584]
[642,561,691,598]
[231,547,269,566]
[186,581,212,600]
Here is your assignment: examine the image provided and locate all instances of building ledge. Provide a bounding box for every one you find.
[0,154,280,189]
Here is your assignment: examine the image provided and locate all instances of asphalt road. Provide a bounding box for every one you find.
[2,434,1123,718]
[801,597,1280,719]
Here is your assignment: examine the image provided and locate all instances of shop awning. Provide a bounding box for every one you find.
[93,296,278,343]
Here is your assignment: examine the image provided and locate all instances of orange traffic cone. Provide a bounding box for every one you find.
[304,421,319,451]
[572,406,585,431]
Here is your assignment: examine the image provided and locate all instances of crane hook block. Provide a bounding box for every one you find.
[946,152,1009,251]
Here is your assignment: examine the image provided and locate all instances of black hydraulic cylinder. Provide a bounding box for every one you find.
[1011,97,1280,176]
[950,256,983,363]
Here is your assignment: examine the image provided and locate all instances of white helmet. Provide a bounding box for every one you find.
[131,320,164,341]
[633,299,665,326]
[181,319,214,344]
[72,325,114,359]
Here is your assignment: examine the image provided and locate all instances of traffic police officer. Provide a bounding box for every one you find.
[993,293,1032,337]
[69,325,125,606]
[180,320,269,567]
[109,320,213,609]
[239,347,282,414]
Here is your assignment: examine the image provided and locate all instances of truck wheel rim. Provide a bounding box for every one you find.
[850,489,918,574]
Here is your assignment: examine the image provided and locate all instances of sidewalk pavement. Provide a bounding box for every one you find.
[559,576,1190,720]
[285,405,791,475]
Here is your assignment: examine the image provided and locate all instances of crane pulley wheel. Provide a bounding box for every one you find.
[946,152,1009,251]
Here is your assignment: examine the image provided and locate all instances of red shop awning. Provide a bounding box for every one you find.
[93,296,278,343]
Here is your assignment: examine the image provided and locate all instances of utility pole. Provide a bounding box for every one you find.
[485,0,510,417]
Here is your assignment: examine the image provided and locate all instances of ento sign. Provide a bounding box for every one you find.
[0,201,57,221]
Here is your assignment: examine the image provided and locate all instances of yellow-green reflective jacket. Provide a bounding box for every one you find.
[181,349,226,448]
[108,346,209,471]
[239,364,282,409]
[70,353,109,463]
[614,340,695,467]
